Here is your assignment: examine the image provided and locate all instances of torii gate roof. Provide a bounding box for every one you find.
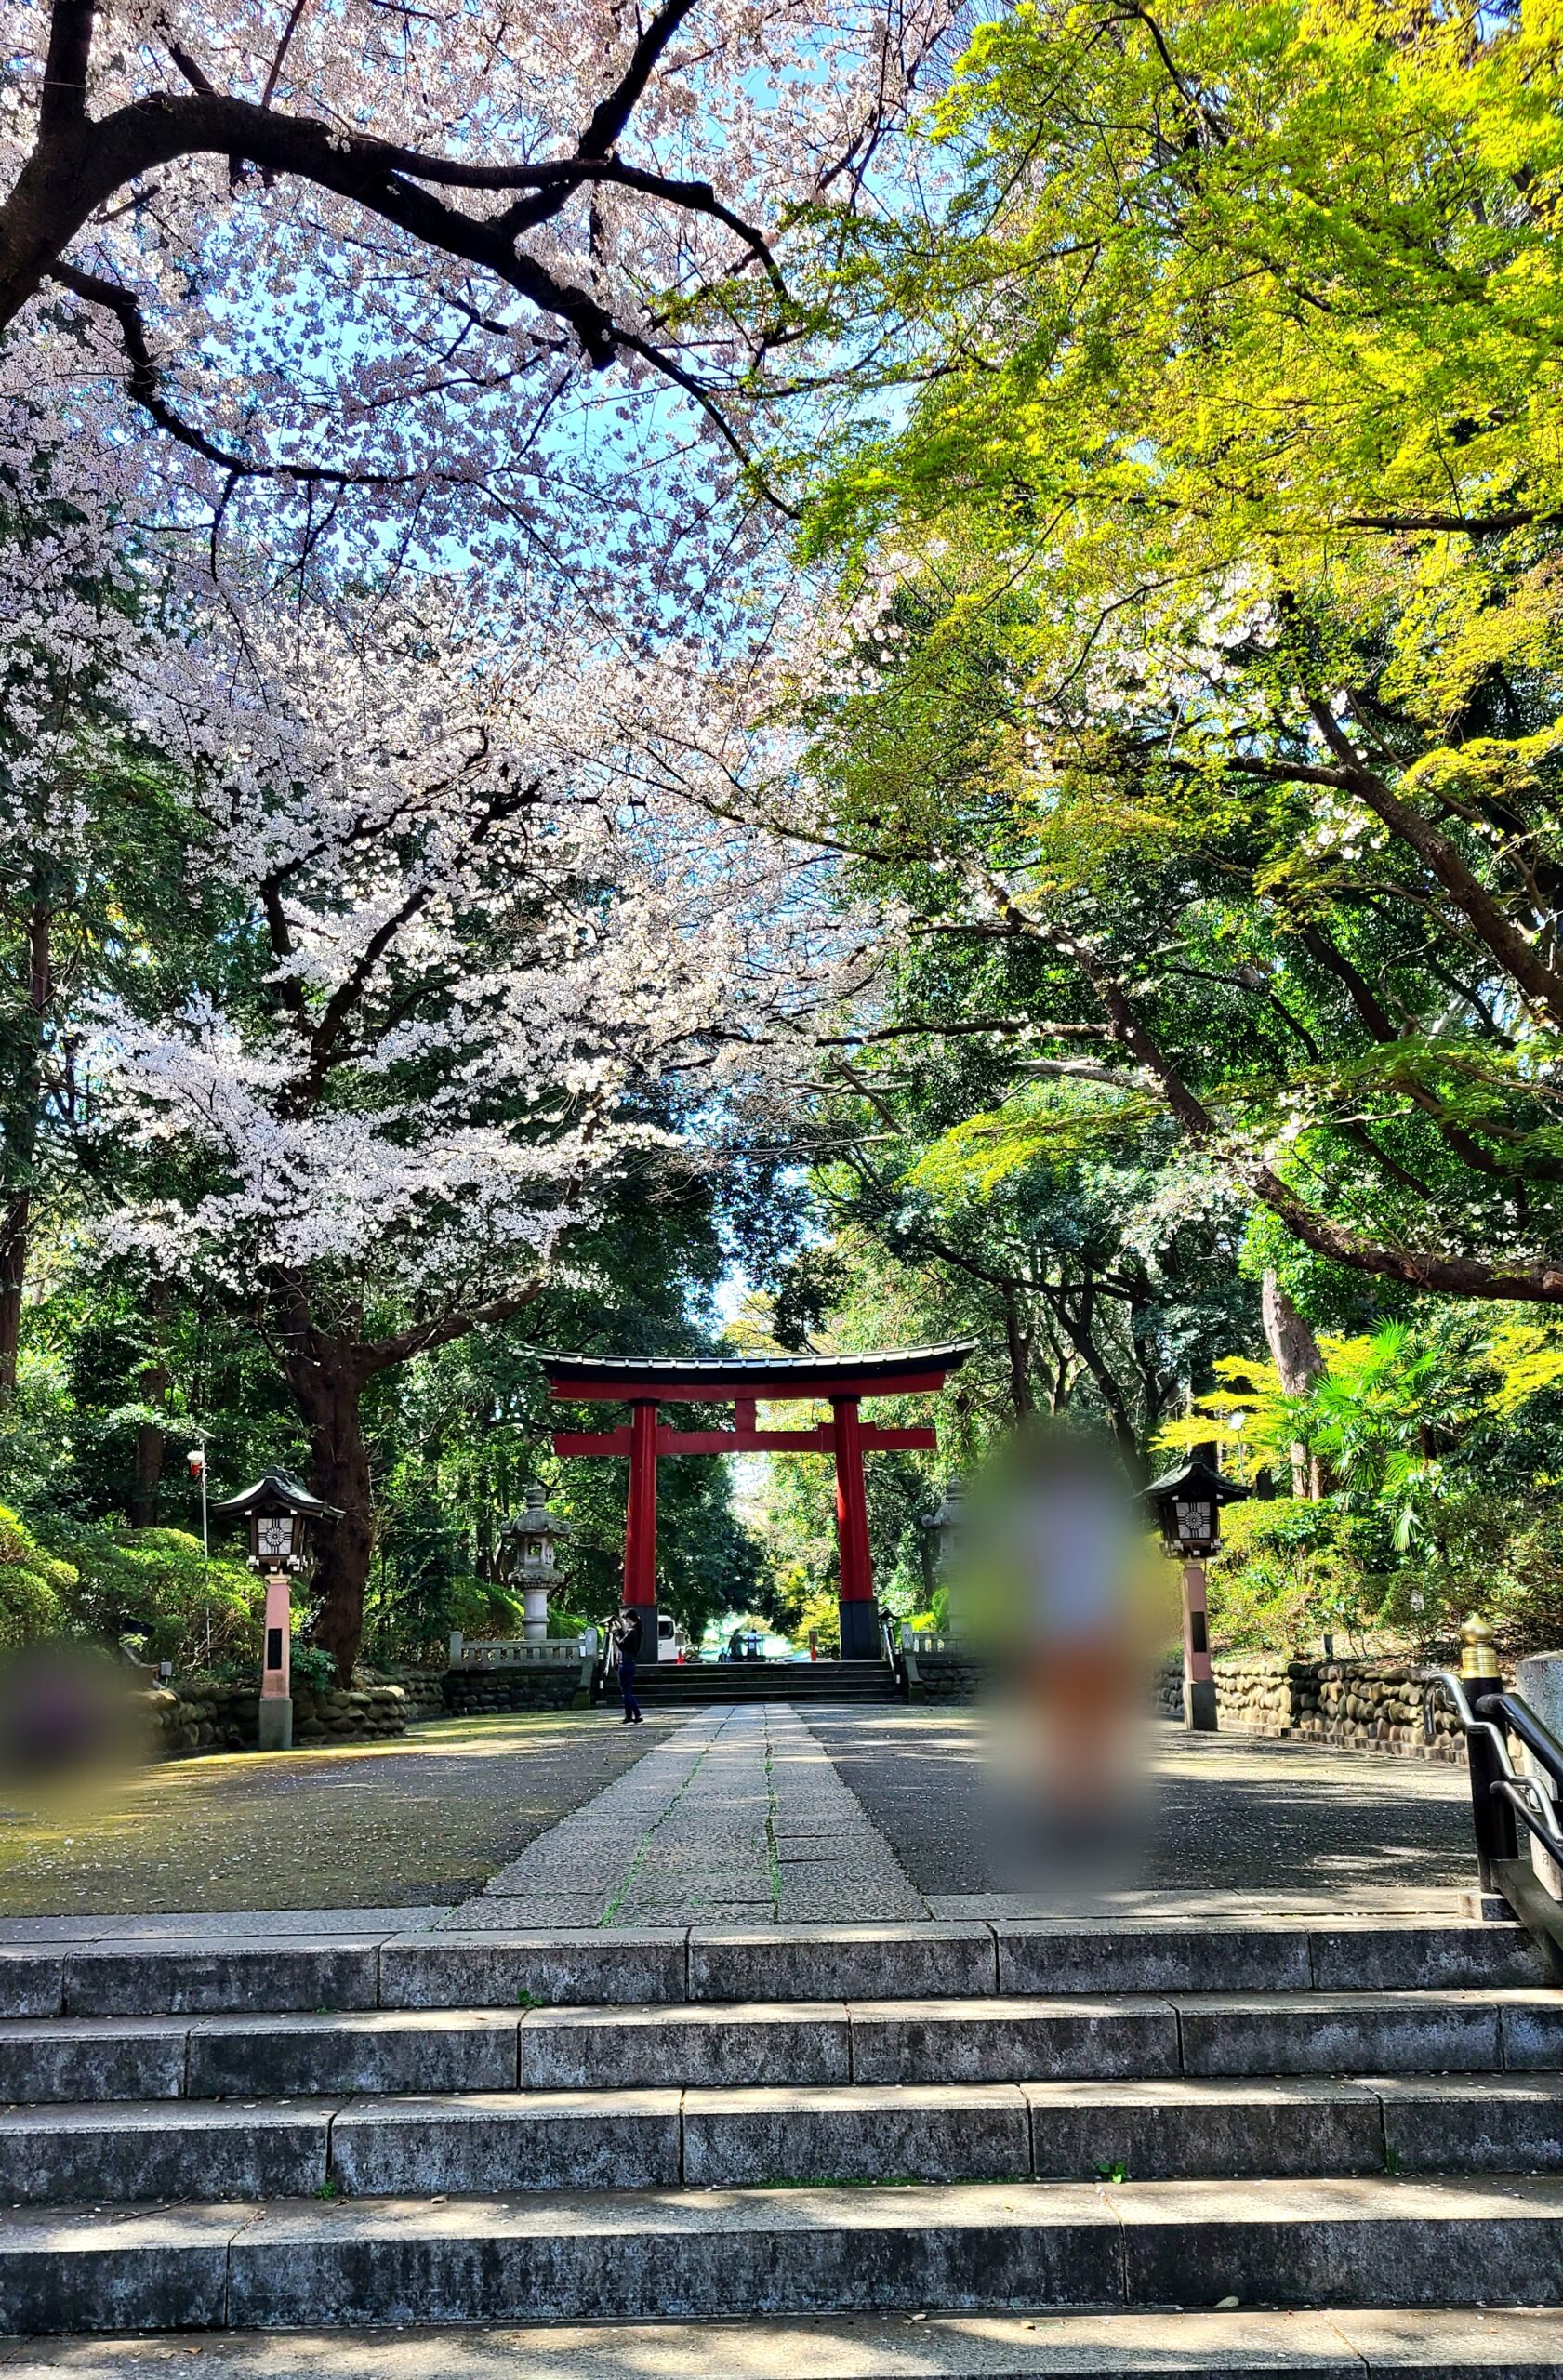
[540,1340,978,1404]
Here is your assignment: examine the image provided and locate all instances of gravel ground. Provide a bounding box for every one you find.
[805,1707,1477,1901]
[0,1709,687,1917]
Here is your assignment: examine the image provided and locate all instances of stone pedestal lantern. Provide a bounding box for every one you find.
[1144,1451,1249,1735]
[920,1476,967,1630]
[501,1481,570,1646]
[210,1469,342,1752]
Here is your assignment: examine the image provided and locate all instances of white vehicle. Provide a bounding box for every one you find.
[656,1614,683,1662]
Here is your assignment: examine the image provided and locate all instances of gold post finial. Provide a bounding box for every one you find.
[1460,1612,1501,1681]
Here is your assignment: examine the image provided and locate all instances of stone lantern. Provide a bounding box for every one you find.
[1143,1451,1248,1733]
[210,1469,342,1752]
[501,1480,570,1646]
[920,1476,967,1630]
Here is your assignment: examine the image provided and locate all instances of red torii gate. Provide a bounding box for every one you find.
[543,1342,975,1661]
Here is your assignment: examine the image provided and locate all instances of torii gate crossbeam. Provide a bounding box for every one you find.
[542,1342,976,1660]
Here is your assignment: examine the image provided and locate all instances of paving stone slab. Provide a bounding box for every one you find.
[12,2308,1563,2379]
[1374,2073,1563,2173]
[994,1924,1313,1999]
[517,2001,852,2089]
[680,2082,1033,2187]
[0,2098,332,2203]
[1334,2306,1563,2370]
[0,1909,449,1944]
[328,2090,683,2194]
[0,2310,1364,2378]
[690,1924,997,2004]
[1498,1996,1563,2070]
[847,1997,1181,2086]
[1308,1926,1552,1994]
[443,1896,614,1929]
[378,1929,688,2008]
[60,1942,379,2016]
[1115,2173,1563,2308]
[1022,2076,1385,2180]
[0,2204,246,2334]
[0,1955,62,2020]
[778,1884,932,1925]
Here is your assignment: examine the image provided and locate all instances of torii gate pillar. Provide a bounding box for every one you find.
[624,1398,659,1652]
[832,1396,878,1659]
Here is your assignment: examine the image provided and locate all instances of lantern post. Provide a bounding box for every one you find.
[1144,1454,1249,1734]
[210,1472,343,1751]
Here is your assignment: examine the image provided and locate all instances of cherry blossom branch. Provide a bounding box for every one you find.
[49,263,427,490]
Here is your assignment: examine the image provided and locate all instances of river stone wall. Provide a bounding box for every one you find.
[1151,1653,1466,1761]
[907,1648,992,1704]
[441,1662,589,1715]
[364,1665,447,1720]
[132,1679,409,1759]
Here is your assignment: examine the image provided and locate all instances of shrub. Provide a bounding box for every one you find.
[0,1507,75,1647]
[39,1521,259,1671]
[1209,1498,1392,1654]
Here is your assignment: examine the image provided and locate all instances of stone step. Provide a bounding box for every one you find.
[3,2071,1561,2204]
[7,2308,1563,2380]
[5,1989,1560,2104]
[0,1919,1546,2019]
[0,2009,523,2103]
[9,2174,1563,2333]
[637,1677,899,1702]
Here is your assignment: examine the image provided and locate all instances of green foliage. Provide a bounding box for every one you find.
[0,1504,259,1668]
[289,1645,338,1693]
[37,1523,259,1671]
[789,0,1563,1311]
[1194,1307,1563,1655]
[0,1505,73,1647]
[1210,1498,1388,1651]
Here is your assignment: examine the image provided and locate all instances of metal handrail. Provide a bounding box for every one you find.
[1428,1670,1563,1871]
[1424,1656,1563,1976]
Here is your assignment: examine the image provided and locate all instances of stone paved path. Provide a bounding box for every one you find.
[810,1706,1479,1918]
[443,1704,931,1929]
[0,1701,1486,1937]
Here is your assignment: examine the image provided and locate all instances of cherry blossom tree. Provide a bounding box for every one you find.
[0,415,223,1396]
[1,0,954,586]
[95,579,838,1675]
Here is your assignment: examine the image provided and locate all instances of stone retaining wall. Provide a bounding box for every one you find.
[1152,1653,1467,1761]
[366,1666,446,1720]
[441,1661,589,1716]
[132,1679,409,1759]
[906,1648,991,1704]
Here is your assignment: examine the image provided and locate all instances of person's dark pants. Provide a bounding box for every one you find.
[619,1657,642,1721]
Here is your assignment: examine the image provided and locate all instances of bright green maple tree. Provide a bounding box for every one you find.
[788,0,1563,1306]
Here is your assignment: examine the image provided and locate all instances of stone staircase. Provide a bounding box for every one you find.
[635,1657,899,1706]
[3,1913,1563,2366]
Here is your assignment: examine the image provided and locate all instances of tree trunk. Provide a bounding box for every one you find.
[1001,1283,1036,1421]
[289,1346,377,1684]
[129,1278,173,1526]
[1262,1270,1326,1498]
[0,905,51,1398]
[1048,1276,1146,1481]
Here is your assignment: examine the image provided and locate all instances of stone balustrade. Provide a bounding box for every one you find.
[446,1632,590,1669]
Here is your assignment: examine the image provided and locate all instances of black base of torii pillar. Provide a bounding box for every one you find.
[542,1343,977,1657]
